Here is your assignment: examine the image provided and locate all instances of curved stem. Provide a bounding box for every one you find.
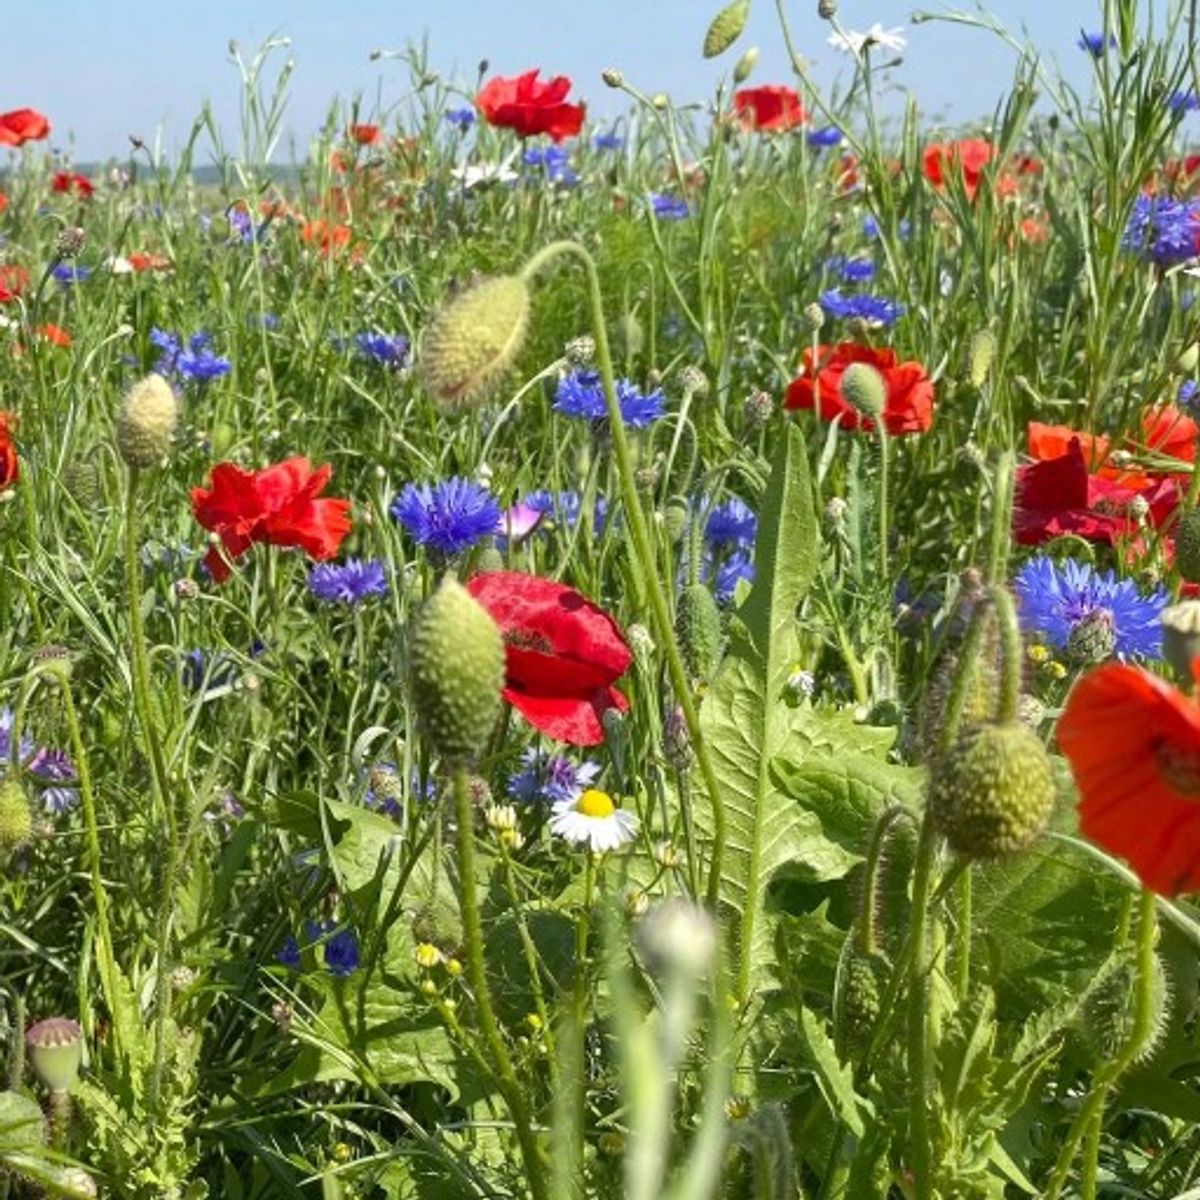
[521,241,727,908]
[452,767,548,1200]
[906,816,939,1200]
[858,806,905,955]
[987,585,1023,725]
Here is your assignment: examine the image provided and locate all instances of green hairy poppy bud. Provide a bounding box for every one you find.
[116,373,178,469]
[675,582,724,682]
[25,1017,83,1093]
[420,275,530,411]
[839,362,887,420]
[967,329,997,388]
[0,777,32,852]
[1177,342,1199,373]
[408,577,505,761]
[663,497,690,544]
[703,0,750,58]
[62,459,102,508]
[1083,954,1171,1063]
[834,949,885,1060]
[733,46,759,83]
[928,722,1056,859]
[1175,508,1200,583]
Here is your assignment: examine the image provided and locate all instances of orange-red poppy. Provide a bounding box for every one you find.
[0,108,49,147]
[0,412,18,487]
[1059,660,1200,895]
[922,138,994,202]
[348,123,384,146]
[732,85,805,133]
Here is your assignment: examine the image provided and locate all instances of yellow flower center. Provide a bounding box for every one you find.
[577,789,616,818]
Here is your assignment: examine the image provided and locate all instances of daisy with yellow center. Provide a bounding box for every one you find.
[550,788,639,853]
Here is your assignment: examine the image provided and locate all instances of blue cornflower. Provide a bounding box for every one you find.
[322,926,360,977]
[1122,195,1200,265]
[825,255,876,283]
[52,263,91,285]
[507,748,600,805]
[819,288,905,327]
[593,130,624,151]
[1014,557,1167,660]
[27,748,78,815]
[1181,379,1199,413]
[524,489,582,528]
[862,215,881,238]
[0,708,35,766]
[354,331,410,367]
[554,369,665,428]
[525,145,578,186]
[276,935,301,969]
[651,193,690,220]
[309,559,389,605]
[710,549,755,605]
[250,312,280,330]
[1170,91,1200,114]
[705,497,758,549]
[445,108,476,131]
[152,328,231,382]
[807,126,842,148]
[392,477,501,557]
[226,205,268,243]
[1078,30,1116,56]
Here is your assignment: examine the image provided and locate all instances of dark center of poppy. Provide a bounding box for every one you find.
[504,629,554,654]
[1154,739,1200,795]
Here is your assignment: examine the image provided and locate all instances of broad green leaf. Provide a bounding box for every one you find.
[0,1090,44,1152]
[795,1006,868,1137]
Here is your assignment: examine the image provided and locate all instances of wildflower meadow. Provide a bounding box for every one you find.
[5,0,1200,1196]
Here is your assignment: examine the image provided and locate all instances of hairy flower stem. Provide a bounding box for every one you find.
[876,425,890,584]
[1044,889,1158,1200]
[857,806,906,955]
[905,815,938,1200]
[124,468,179,1113]
[452,767,548,1200]
[520,241,727,908]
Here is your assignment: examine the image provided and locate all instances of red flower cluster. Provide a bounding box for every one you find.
[922,138,994,201]
[0,264,29,304]
[348,123,384,146]
[733,86,805,133]
[51,171,93,198]
[0,413,18,488]
[191,457,351,583]
[784,342,935,435]
[1059,660,1200,895]
[476,70,585,142]
[0,108,49,147]
[466,571,632,746]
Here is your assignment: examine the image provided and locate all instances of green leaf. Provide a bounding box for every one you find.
[795,1006,868,1138]
[0,1090,45,1153]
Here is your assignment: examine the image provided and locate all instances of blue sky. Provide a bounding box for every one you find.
[5,2,1108,161]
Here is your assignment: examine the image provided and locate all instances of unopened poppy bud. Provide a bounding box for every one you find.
[663,497,690,544]
[818,0,838,17]
[564,334,595,365]
[651,93,669,110]
[1066,609,1116,666]
[928,722,1056,858]
[834,950,885,1059]
[420,275,530,412]
[1161,600,1200,680]
[602,67,624,88]
[1175,508,1200,582]
[839,362,887,420]
[0,778,32,852]
[803,301,826,331]
[703,0,750,58]
[25,1017,83,1092]
[679,364,710,398]
[62,459,101,507]
[116,373,178,469]
[743,388,773,429]
[967,329,996,388]
[408,576,505,762]
[676,582,723,682]
[616,313,644,356]
[733,46,760,83]
[1177,342,1199,373]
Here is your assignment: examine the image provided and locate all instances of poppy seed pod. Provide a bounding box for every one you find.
[420,276,530,412]
[408,576,505,762]
[0,777,32,851]
[1175,508,1200,583]
[116,373,178,468]
[928,722,1056,858]
[25,1017,83,1092]
[839,362,887,420]
[703,0,750,58]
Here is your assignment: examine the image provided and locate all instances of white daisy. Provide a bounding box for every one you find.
[827,23,907,56]
[550,788,639,853]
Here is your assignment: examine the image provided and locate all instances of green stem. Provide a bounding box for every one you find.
[452,767,548,1200]
[954,868,972,1001]
[988,585,1023,725]
[876,425,890,584]
[906,816,939,1200]
[1043,889,1158,1200]
[520,241,727,908]
[986,451,1015,585]
[123,468,178,1113]
[858,807,905,955]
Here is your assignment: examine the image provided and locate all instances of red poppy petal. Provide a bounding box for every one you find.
[503,685,626,746]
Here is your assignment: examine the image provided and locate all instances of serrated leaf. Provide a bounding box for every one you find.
[0,1090,45,1152]
[796,1006,868,1137]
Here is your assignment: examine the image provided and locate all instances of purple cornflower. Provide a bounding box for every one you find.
[524,145,578,186]
[391,477,501,557]
[1078,30,1116,56]
[705,497,758,549]
[819,288,905,327]
[308,559,389,605]
[1122,196,1200,266]
[354,332,410,367]
[445,108,476,131]
[709,549,755,604]
[27,748,79,814]
[807,126,842,148]
[507,748,600,805]
[321,926,360,977]
[593,131,624,151]
[1181,379,1199,413]
[1170,91,1200,114]
[51,264,91,285]
[650,194,690,220]
[554,369,665,428]
[152,328,231,382]
[276,935,301,969]
[825,255,876,283]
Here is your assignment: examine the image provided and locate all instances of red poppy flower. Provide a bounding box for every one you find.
[0,413,18,488]
[784,342,935,435]
[466,571,632,746]
[1059,660,1200,895]
[51,171,93,198]
[922,138,994,202]
[733,85,805,132]
[36,323,71,347]
[127,252,173,273]
[475,70,586,143]
[0,108,50,147]
[0,192,7,214]
[1013,437,1180,545]
[348,123,383,146]
[0,264,29,303]
[191,457,352,583]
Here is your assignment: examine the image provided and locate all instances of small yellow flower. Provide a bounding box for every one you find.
[725,1095,752,1121]
[1045,661,1068,680]
[1027,644,1050,665]
[415,942,444,969]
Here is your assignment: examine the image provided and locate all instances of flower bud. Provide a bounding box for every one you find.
[1066,609,1116,666]
[818,0,838,17]
[116,373,178,469]
[602,67,624,88]
[703,0,750,58]
[564,334,595,365]
[733,46,760,83]
[637,899,717,982]
[834,950,885,1060]
[1175,508,1200,583]
[675,582,724,682]
[967,329,996,388]
[1161,600,1200,681]
[839,362,887,420]
[1177,342,1199,373]
[663,497,690,544]
[743,388,773,430]
[25,1017,83,1092]
[0,778,32,851]
[420,276,530,411]
[803,301,826,332]
[928,722,1056,858]
[408,576,505,762]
